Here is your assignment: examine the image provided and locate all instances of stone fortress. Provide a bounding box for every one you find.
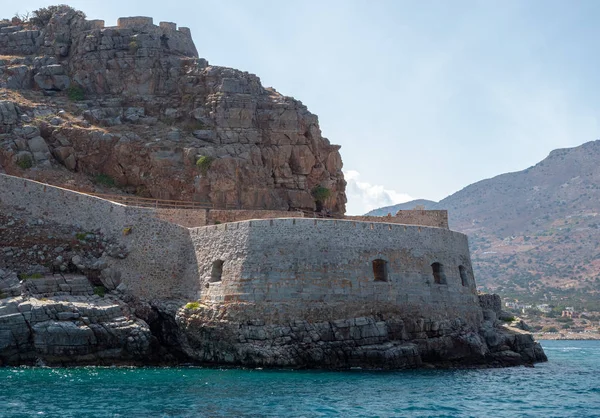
[0,173,546,368]
[0,7,546,368]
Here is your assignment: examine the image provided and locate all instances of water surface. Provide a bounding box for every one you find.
[1,340,598,417]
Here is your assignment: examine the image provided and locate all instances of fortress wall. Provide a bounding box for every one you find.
[154,208,208,228]
[117,17,153,29]
[0,174,199,299]
[192,218,482,325]
[347,210,449,229]
[208,209,304,225]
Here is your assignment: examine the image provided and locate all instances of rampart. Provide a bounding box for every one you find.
[0,174,199,299]
[0,14,196,59]
[0,174,480,328]
[191,218,481,325]
[347,210,449,229]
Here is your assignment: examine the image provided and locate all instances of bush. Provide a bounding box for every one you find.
[129,40,139,54]
[501,316,515,322]
[94,174,116,187]
[67,85,85,101]
[196,156,214,175]
[75,232,87,240]
[16,154,33,169]
[18,273,43,280]
[29,5,85,27]
[0,291,7,299]
[93,286,106,297]
[311,185,331,202]
[185,301,200,310]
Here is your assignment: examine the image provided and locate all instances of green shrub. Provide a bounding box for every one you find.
[0,291,7,299]
[16,154,33,169]
[67,85,85,101]
[93,286,106,297]
[30,5,86,27]
[196,156,214,175]
[501,316,515,322]
[311,185,331,202]
[94,174,116,187]
[185,301,200,310]
[18,273,43,280]
[75,232,87,240]
[129,40,139,54]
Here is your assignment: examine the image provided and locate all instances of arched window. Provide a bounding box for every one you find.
[459,265,468,286]
[431,262,446,284]
[372,259,388,282]
[210,260,224,283]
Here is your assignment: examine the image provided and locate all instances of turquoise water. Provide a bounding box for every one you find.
[1,340,598,417]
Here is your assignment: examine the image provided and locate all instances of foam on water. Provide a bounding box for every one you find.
[1,340,599,417]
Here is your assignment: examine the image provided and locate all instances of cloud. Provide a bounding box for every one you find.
[344,170,413,215]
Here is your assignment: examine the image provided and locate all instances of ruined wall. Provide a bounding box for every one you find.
[0,174,199,299]
[191,218,482,326]
[347,210,449,229]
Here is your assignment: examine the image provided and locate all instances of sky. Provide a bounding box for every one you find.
[5,0,600,214]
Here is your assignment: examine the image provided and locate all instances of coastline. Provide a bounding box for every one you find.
[535,332,600,341]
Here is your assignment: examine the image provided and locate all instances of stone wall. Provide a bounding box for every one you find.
[191,218,482,326]
[154,208,208,228]
[347,210,449,229]
[0,174,480,328]
[0,174,199,299]
[208,209,304,225]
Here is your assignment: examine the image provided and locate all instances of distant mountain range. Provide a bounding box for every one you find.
[368,140,600,310]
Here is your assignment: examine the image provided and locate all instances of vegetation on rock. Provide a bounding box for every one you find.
[29,5,86,27]
[196,156,214,175]
[67,85,85,101]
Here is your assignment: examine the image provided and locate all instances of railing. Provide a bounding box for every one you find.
[81,192,213,210]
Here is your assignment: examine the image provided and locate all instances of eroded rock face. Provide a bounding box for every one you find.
[0,274,151,366]
[169,300,547,369]
[0,8,346,213]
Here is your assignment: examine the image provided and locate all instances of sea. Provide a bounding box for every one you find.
[0,340,598,417]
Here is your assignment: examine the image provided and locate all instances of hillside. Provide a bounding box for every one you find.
[368,140,600,310]
[0,6,346,213]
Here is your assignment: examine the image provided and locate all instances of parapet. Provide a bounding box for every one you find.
[159,21,176,31]
[86,19,105,29]
[178,27,192,37]
[117,16,154,29]
[345,209,449,229]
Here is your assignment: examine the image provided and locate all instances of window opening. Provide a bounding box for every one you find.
[372,259,388,282]
[459,265,468,286]
[210,260,224,283]
[431,262,446,284]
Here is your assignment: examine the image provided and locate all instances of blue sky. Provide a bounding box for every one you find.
[8,0,600,214]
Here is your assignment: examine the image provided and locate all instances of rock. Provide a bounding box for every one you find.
[33,65,70,91]
[0,101,18,133]
[27,136,51,161]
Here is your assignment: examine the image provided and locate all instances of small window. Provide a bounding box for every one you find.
[459,265,468,286]
[210,260,224,283]
[431,262,446,284]
[372,259,388,282]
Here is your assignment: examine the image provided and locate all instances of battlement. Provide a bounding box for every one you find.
[117,16,153,29]
[105,16,193,37]
[346,209,449,229]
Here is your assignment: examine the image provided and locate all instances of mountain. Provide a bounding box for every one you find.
[369,140,600,310]
[367,199,439,215]
[0,6,346,213]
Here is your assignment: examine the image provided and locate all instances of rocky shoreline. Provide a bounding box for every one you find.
[0,273,547,368]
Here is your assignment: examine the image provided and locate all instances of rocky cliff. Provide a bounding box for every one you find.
[0,6,346,213]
